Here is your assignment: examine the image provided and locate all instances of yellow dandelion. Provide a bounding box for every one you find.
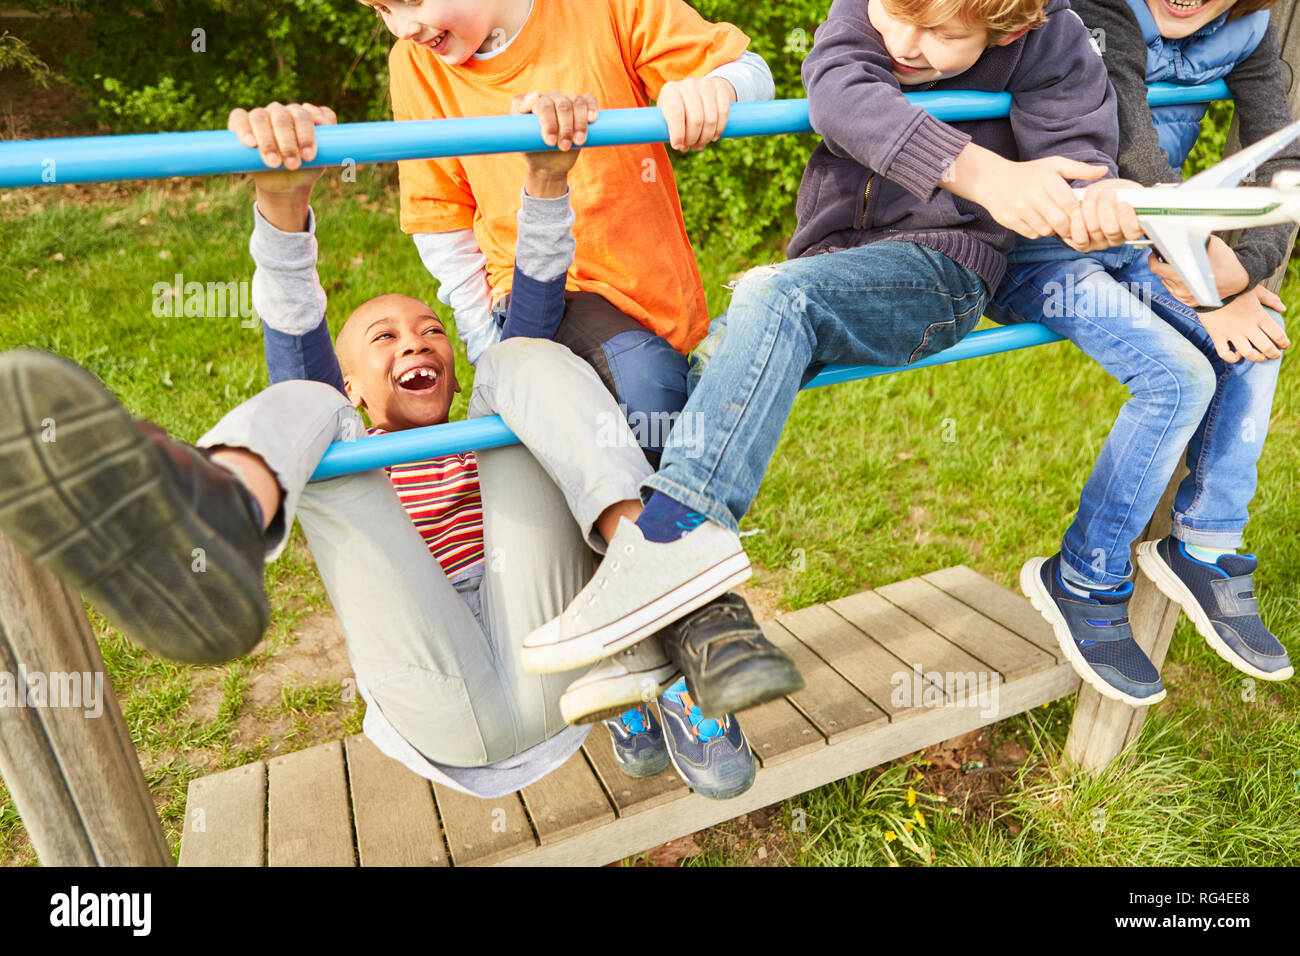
[915,809,926,827]
[906,787,916,807]
[903,822,913,834]
[884,829,897,842]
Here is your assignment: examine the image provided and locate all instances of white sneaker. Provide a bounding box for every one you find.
[521,517,751,674]
[559,635,680,725]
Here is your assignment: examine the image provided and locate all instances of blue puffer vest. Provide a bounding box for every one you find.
[1127,0,1269,168]
[1008,1,1270,265]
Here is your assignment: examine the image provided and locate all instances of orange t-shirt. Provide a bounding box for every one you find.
[389,0,750,355]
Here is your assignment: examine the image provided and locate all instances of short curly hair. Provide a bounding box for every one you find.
[879,0,1050,43]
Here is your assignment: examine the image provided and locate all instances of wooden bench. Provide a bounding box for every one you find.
[177,565,1077,867]
[3,0,1299,866]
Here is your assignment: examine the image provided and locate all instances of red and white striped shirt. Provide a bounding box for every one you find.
[369,427,485,583]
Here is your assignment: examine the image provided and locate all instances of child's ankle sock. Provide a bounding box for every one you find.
[635,491,709,543]
[1184,542,1235,564]
[1059,562,1120,599]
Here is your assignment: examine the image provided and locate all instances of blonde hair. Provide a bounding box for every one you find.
[881,0,1049,42]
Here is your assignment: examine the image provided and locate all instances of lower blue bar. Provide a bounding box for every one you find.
[309,322,1066,480]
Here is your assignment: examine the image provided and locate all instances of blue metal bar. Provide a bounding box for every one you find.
[3,77,1220,479]
[309,323,1067,480]
[0,82,1228,189]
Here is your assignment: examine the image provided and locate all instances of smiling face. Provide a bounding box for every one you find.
[868,0,1027,85]
[360,0,525,65]
[1143,0,1237,39]
[336,294,461,432]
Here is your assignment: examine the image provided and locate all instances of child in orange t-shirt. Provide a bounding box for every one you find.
[363,0,774,466]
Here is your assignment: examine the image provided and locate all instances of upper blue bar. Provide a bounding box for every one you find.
[0,81,1229,189]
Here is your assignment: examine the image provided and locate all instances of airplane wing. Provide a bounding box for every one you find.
[1183,118,1300,189]
[1141,219,1220,307]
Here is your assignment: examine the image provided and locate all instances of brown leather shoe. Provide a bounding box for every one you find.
[0,349,269,663]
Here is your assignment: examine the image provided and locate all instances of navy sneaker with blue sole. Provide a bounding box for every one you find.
[603,705,670,778]
[658,678,756,801]
[1138,536,1293,681]
[1021,554,1166,706]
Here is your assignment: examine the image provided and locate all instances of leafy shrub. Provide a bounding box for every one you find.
[0,29,52,86]
[21,0,391,131]
[22,1,829,254]
[672,1,833,255]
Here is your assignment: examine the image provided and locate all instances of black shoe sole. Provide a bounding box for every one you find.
[0,350,269,664]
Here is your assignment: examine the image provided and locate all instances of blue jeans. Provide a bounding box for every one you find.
[991,248,1284,587]
[494,291,687,466]
[645,241,988,530]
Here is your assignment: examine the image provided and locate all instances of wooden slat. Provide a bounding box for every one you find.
[735,696,824,767]
[773,606,914,723]
[519,748,615,845]
[921,565,1062,661]
[267,741,355,867]
[344,734,447,867]
[581,724,690,817]
[876,577,1054,680]
[510,658,1080,866]
[179,762,265,867]
[828,589,990,684]
[431,784,534,866]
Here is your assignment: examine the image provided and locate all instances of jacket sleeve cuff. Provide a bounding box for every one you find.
[1234,234,1288,290]
[885,113,971,201]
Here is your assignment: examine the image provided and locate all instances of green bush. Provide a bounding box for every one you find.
[24,1,826,254]
[23,0,391,132]
[672,1,832,256]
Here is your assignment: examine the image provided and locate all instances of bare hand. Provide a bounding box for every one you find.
[1196,285,1290,363]
[1149,236,1250,307]
[1063,178,1145,253]
[227,102,337,194]
[968,152,1108,240]
[510,91,598,178]
[657,76,735,152]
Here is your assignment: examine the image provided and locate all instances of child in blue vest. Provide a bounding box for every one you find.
[990,0,1296,705]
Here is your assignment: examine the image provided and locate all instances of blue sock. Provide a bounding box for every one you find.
[635,492,709,543]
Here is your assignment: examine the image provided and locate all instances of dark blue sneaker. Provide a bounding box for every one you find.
[657,678,756,800]
[1021,554,1166,706]
[1138,536,1293,681]
[604,705,670,778]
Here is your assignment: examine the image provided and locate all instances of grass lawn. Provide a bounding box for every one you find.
[1,163,1297,867]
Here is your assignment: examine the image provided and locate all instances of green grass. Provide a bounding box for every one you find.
[1,165,1297,867]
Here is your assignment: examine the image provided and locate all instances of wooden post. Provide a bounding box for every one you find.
[1065,0,1300,771]
[0,535,171,865]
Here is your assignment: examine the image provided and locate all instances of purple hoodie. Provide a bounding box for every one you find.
[787,0,1118,291]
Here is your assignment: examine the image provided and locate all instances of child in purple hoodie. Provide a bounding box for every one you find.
[519,0,1147,682]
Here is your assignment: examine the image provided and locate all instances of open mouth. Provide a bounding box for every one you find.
[1162,0,1211,16]
[396,366,440,395]
[418,30,450,53]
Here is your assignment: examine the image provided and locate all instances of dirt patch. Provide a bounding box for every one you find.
[243,611,353,711]
[633,802,800,867]
[918,727,1027,824]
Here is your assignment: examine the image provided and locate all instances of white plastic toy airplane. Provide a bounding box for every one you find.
[1073,118,1300,307]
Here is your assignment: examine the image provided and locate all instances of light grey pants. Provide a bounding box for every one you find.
[198,338,651,766]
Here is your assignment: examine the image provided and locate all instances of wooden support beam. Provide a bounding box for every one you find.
[0,535,171,865]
